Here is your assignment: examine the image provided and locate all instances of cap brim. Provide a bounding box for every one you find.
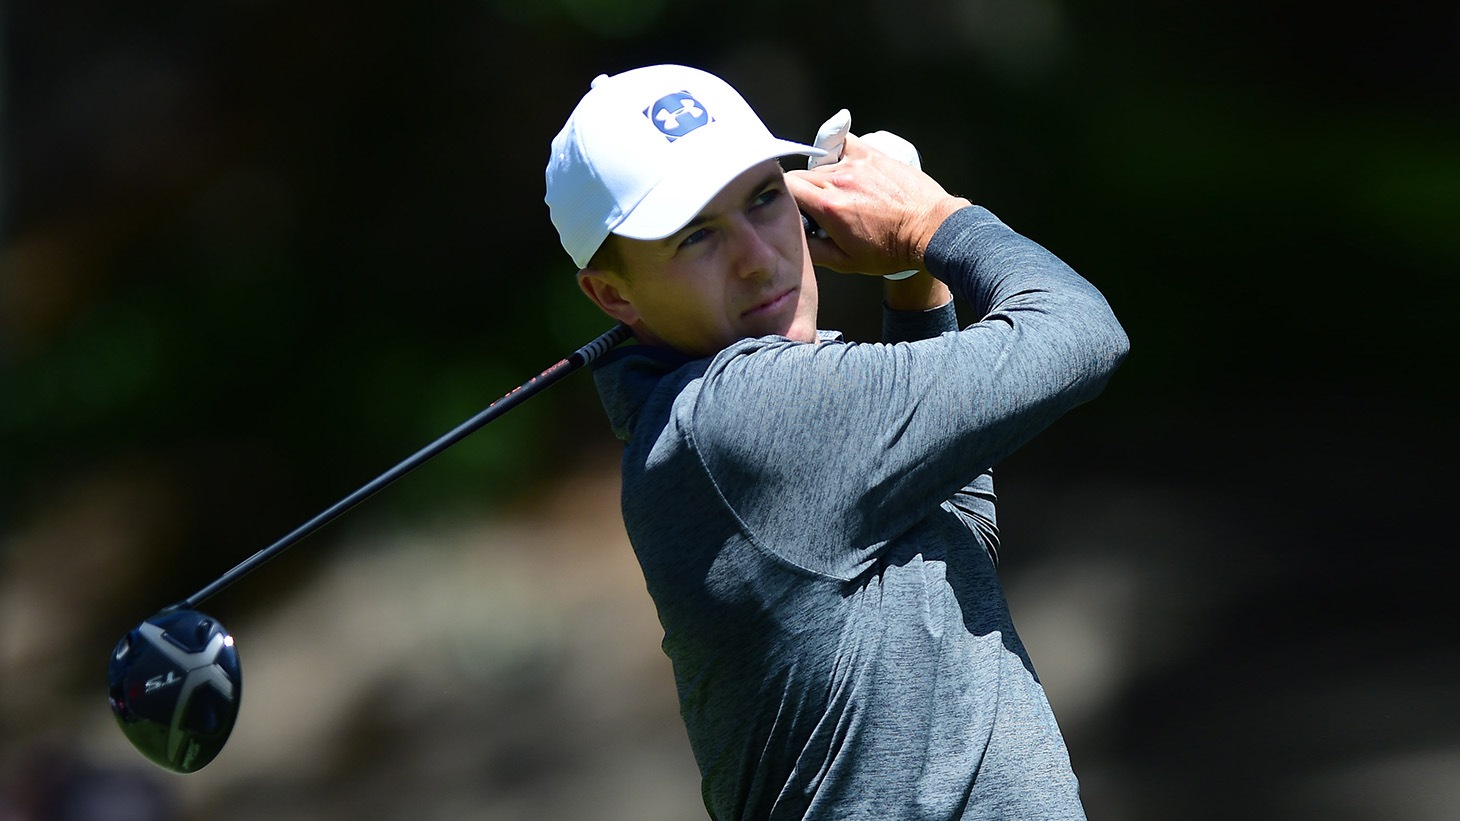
[613,137,825,242]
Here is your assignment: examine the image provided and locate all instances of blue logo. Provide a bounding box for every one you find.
[646,91,713,141]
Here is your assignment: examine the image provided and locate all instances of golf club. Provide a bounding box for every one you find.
[108,322,632,773]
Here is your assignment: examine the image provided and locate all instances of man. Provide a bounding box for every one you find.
[545,64,1128,820]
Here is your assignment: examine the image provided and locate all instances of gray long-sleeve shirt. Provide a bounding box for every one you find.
[591,205,1129,820]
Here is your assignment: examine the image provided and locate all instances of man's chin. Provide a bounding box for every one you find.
[782,305,817,343]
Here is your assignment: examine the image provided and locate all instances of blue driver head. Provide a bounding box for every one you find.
[108,609,242,773]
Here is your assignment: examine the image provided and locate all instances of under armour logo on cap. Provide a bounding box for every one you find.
[646,91,713,141]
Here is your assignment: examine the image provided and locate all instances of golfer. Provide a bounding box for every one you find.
[545,64,1128,820]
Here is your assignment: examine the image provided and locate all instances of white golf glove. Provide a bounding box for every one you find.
[806,109,922,280]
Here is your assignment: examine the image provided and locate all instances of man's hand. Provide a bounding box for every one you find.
[787,134,971,277]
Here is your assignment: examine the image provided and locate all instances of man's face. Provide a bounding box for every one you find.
[579,160,819,358]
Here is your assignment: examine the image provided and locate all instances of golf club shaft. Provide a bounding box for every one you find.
[171,323,632,611]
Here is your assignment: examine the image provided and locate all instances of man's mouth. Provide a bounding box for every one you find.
[742,288,796,319]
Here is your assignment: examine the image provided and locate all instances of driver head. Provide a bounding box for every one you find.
[108,609,242,773]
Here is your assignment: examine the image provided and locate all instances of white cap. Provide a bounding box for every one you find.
[545,65,825,269]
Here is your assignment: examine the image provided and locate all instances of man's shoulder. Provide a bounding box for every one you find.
[596,332,849,409]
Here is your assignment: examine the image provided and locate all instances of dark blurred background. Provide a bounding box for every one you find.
[2,1,1456,818]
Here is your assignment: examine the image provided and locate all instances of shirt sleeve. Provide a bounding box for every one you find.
[883,298,958,344]
[690,206,1130,579]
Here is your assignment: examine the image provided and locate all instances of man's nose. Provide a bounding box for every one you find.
[726,217,778,280]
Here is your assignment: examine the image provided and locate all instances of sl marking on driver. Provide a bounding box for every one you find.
[145,670,183,693]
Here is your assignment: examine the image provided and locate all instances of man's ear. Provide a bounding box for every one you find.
[577,268,640,326]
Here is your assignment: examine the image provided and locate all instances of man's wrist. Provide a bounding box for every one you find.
[884,270,954,312]
[908,196,974,270]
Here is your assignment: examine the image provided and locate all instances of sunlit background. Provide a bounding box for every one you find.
[2,1,1456,818]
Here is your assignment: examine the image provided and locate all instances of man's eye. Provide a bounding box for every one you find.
[679,228,710,248]
[753,188,782,208]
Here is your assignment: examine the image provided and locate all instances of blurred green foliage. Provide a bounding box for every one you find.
[2,0,1454,569]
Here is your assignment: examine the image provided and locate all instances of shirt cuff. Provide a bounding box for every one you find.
[882,298,958,343]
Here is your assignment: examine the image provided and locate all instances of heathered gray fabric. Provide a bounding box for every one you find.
[590,206,1129,820]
